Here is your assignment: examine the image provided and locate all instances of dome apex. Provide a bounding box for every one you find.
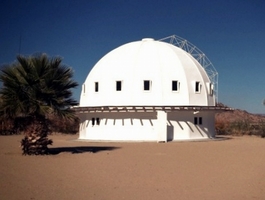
[142,38,154,41]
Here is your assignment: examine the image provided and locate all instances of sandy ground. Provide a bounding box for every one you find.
[0,134,265,200]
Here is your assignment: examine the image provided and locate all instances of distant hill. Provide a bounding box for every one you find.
[215,103,265,137]
[216,108,265,123]
[215,103,265,123]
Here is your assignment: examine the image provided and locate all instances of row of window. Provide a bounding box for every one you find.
[194,117,203,125]
[90,117,203,126]
[83,81,213,94]
[91,118,100,126]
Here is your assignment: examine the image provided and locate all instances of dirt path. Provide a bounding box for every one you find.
[0,134,265,200]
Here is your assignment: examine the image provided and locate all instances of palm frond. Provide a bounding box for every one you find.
[0,53,78,121]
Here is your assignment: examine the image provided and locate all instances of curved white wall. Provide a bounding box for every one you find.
[80,39,215,107]
[78,110,216,141]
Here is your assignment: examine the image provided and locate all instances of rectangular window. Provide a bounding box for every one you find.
[96,118,100,125]
[92,118,95,126]
[95,82,99,92]
[144,80,151,91]
[199,117,202,125]
[206,82,213,96]
[210,83,213,96]
[83,84,85,93]
[172,80,179,91]
[195,81,200,93]
[92,118,100,126]
[194,117,198,125]
[116,81,122,91]
[194,117,202,125]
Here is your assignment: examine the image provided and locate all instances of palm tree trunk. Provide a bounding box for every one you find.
[21,116,53,155]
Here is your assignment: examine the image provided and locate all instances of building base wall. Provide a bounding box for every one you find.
[78,110,216,142]
[167,111,216,140]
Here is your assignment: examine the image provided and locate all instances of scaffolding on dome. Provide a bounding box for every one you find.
[159,35,218,103]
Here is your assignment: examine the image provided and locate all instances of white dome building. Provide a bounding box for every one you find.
[76,35,229,142]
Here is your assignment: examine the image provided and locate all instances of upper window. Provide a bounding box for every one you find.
[116,81,122,91]
[144,80,151,91]
[195,81,201,93]
[83,84,86,93]
[172,80,179,91]
[95,82,99,92]
[209,83,213,96]
[206,82,213,96]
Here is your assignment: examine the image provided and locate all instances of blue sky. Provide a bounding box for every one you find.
[1,0,265,114]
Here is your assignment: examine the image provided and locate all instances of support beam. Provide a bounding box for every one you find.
[156,110,167,143]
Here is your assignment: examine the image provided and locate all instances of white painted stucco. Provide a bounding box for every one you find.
[80,38,215,107]
[77,38,219,142]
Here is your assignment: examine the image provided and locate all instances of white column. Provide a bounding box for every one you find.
[78,120,88,139]
[156,110,167,142]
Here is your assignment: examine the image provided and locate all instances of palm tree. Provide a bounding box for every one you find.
[0,53,78,155]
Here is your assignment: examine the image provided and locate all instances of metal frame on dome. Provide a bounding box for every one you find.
[159,35,218,103]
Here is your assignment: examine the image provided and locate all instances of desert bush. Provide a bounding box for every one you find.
[257,120,265,138]
[229,120,252,136]
[0,116,79,135]
[0,119,17,135]
[215,118,265,138]
[215,119,229,135]
[49,115,79,134]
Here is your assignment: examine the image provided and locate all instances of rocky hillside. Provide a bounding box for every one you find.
[215,108,265,123]
[215,104,265,137]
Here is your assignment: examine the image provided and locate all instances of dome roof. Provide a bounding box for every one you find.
[80,38,215,107]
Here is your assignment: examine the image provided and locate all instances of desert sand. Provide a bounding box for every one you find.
[0,134,265,200]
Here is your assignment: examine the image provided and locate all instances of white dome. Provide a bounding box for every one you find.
[80,38,215,107]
